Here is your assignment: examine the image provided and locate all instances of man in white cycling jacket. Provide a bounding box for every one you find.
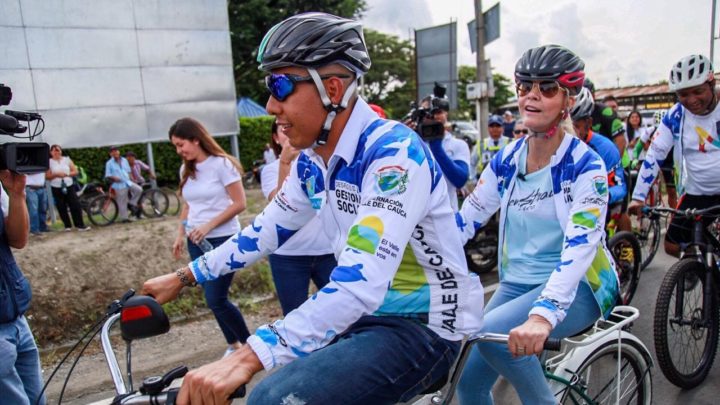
[629,54,720,257]
[142,12,483,405]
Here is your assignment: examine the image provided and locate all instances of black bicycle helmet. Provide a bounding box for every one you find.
[257,12,371,75]
[515,44,585,95]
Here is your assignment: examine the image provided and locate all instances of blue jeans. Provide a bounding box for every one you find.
[268,253,336,315]
[25,187,48,233]
[248,316,460,405]
[457,281,600,405]
[188,236,250,345]
[0,316,46,405]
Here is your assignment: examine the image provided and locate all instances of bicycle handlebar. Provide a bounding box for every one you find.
[115,386,245,405]
[470,332,562,351]
[643,204,720,219]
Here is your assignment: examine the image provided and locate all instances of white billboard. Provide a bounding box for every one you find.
[0,0,238,148]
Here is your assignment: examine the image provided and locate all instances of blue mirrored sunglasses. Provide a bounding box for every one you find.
[265,73,351,101]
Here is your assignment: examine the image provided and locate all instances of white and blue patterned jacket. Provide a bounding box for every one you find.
[458,134,619,328]
[189,99,485,370]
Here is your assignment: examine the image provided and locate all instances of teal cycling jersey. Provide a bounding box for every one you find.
[188,99,485,370]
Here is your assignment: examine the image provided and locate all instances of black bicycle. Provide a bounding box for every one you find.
[463,212,498,275]
[646,204,720,389]
[137,183,170,218]
[76,182,119,226]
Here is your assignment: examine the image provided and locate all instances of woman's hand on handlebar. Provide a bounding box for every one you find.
[141,272,184,304]
[176,345,263,405]
[508,315,553,357]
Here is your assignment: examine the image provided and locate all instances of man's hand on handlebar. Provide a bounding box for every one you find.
[627,199,644,217]
[141,271,185,304]
[177,345,262,405]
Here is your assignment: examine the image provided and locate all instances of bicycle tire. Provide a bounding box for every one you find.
[608,231,641,305]
[139,189,169,218]
[464,222,498,275]
[637,217,661,271]
[86,194,118,226]
[559,340,652,405]
[653,258,719,389]
[162,188,182,216]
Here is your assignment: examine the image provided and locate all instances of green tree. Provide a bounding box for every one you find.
[362,29,414,117]
[455,66,514,120]
[228,0,367,103]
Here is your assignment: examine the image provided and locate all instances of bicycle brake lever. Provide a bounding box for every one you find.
[106,289,137,315]
[161,365,188,387]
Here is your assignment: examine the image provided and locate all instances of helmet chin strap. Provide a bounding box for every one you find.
[529,110,567,139]
[308,68,357,147]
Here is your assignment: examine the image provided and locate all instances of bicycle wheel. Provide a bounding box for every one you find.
[653,258,719,389]
[464,221,498,275]
[86,194,118,226]
[636,217,661,271]
[139,189,169,218]
[559,340,652,405]
[162,188,182,216]
[608,231,641,305]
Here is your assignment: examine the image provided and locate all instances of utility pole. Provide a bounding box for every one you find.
[475,0,488,147]
[712,0,718,63]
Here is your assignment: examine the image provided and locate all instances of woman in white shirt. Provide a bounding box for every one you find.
[45,145,89,231]
[260,122,337,315]
[169,117,250,356]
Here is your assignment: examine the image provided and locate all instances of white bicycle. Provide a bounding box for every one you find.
[409,306,653,405]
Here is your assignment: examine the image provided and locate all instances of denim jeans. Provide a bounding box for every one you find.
[457,281,600,405]
[0,316,46,405]
[25,187,48,233]
[248,316,460,405]
[188,235,250,345]
[268,253,336,315]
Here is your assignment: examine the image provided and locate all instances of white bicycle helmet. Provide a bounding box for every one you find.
[570,87,595,120]
[669,54,714,91]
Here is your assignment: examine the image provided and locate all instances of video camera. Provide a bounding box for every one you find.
[405,82,449,142]
[0,84,49,174]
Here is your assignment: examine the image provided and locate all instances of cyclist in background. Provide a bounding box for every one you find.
[571,88,628,222]
[456,44,618,405]
[631,110,678,209]
[584,78,629,167]
[143,12,484,405]
[629,54,720,257]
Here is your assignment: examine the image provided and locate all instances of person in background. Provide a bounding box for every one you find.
[125,151,156,185]
[169,117,251,358]
[261,121,337,315]
[24,172,49,235]
[471,114,509,180]
[502,110,516,138]
[47,144,90,231]
[105,146,143,223]
[262,143,277,165]
[512,118,528,140]
[603,95,619,113]
[0,170,46,405]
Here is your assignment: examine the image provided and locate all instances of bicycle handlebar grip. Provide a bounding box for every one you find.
[229,385,246,399]
[544,337,562,351]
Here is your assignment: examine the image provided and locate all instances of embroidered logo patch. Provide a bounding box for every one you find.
[592,176,608,197]
[374,165,408,196]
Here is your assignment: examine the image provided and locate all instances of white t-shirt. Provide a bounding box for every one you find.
[25,172,46,187]
[181,156,241,238]
[671,103,720,195]
[263,149,277,164]
[260,160,336,256]
[48,157,74,187]
[439,132,471,211]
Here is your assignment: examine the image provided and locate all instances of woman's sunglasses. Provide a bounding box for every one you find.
[513,129,529,135]
[515,80,563,98]
[265,73,351,101]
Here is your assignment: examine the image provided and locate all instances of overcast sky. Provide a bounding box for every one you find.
[360,0,714,89]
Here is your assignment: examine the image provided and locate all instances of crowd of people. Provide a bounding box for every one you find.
[4,9,720,405]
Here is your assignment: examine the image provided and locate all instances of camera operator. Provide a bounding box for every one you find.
[0,170,46,405]
[422,95,471,211]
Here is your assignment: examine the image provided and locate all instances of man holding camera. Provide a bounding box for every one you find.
[0,170,46,405]
[423,95,470,211]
